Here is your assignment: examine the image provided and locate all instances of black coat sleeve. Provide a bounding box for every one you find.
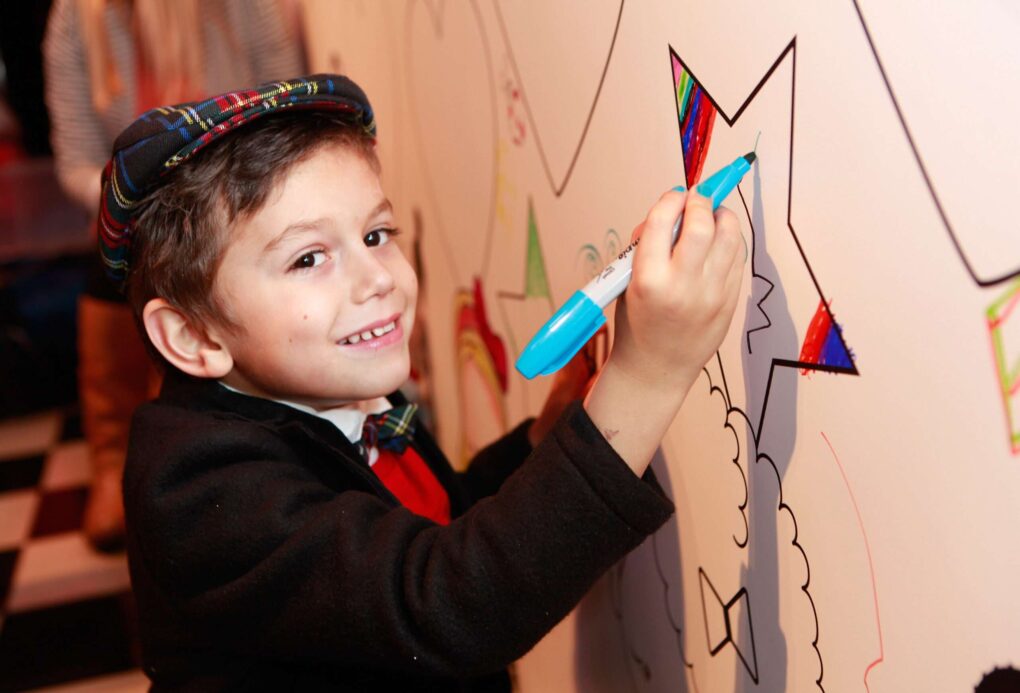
[458,417,535,502]
[125,401,673,679]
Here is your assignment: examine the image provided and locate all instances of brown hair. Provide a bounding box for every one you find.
[125,110,380,364]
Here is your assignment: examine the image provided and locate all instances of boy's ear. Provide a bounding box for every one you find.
[142,299,234,378]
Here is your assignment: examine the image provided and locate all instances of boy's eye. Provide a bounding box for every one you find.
[290,250,327,270]
[365,227,400,247]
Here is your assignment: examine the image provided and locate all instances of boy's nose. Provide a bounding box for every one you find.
[349,247,396,303]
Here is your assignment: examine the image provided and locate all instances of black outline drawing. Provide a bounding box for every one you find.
[615,39,851,693]
[400,5,929,691]
[850,1,1019,287]
[404,0,500,285]
[493,0,626,197]
[668,42,859,396]
[710,358,821,688]
[698,567,760,684]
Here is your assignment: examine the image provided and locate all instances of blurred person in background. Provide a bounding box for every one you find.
[43,0,303,551]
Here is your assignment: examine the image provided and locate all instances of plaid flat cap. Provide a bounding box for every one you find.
[97,74,375,290]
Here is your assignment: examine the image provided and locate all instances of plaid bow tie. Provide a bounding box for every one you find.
[360,403,418,460]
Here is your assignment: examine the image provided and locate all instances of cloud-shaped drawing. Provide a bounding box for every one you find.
[610,363,823,692]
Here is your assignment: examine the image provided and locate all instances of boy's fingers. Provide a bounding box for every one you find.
[702,207,743,282]
[720,249,745,318]
[633,188,686,275]
[673,191,716,274]
[721,239,745,305]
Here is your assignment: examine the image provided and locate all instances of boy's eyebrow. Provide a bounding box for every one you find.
[367,199,394,221]
[262,200,394,255]
[263,218,329,255]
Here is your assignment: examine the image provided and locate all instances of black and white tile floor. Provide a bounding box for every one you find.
[0,408,146,691]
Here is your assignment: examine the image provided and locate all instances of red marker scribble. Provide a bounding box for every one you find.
[800,301,833,372]
[799,300,854,374]
[672,49,718,188]
[821,432,884,692]
[502,67,527,146]
[456,277,508,392]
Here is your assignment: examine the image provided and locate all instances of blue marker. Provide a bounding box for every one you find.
[516,151,757,379]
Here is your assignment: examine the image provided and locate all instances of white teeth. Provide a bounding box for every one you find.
[340,321,396,345]
[372,322,396,337]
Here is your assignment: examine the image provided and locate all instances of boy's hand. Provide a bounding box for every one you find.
[608,189,744,398]
[527,329,605,447]
[582,189,744,477]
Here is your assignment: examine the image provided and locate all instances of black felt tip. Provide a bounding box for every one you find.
[743,151,757,164]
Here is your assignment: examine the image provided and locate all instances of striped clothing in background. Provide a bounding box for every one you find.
[43,0,303,212]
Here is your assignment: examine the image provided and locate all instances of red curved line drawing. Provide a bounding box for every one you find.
[821,432,884,691]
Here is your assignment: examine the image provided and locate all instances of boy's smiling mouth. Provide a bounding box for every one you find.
[337,314,403,347]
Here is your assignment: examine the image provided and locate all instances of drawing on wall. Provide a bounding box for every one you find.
[575,229,624,283]
[500,58,527,147]
[496,199,557,413]
[406,0,498,286]
[851,1,1020,287]
[495,198,556,351]
[608,39,874,692]
[493,0,624,196]
[986,279,1020,455]
[302,1,1020,689]
[672,48,717,189]
[821,432,884,691]
[455,278,508,465]
[698,567,759,683]
[799,301,854,373]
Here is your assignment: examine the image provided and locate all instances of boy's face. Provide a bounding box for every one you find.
[212,144,418,408]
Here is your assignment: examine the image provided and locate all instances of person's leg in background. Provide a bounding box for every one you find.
[77,257,157,552]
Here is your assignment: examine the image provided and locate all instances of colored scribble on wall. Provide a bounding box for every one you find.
[575,229,623,283]
[799,300,855,372]
[496,198,558,414]
[605,39,865,693]
[672,46,718,188]
[987,279,1020,454]
[501,57,527,146]
[455,278,509,467]
[524,199,551,300]
[497,198,556,355]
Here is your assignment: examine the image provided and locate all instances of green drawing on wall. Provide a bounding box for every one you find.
[525,198,551,300]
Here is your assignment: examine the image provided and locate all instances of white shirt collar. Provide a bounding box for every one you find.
[218,382,389,449]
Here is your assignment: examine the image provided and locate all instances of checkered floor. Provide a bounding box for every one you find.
[0,409,147,692]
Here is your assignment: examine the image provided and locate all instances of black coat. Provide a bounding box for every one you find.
[123,370,674,691]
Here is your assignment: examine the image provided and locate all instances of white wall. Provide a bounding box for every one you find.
[302,2,1020,690]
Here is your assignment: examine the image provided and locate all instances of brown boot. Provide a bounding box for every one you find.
[77,296,155,553]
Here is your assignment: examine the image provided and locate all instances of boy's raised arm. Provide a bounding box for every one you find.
[584,189,745,477]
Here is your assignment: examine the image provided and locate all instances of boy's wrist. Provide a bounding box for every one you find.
[582,358,692,477]
[601,352,698,404]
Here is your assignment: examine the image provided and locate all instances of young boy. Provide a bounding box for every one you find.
[104,75,745,691]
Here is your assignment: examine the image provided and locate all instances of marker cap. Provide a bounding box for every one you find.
[515,290,606,379]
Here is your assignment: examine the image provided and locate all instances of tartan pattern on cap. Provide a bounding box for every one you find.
[360,403,419,460]
[97,74,376,289]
